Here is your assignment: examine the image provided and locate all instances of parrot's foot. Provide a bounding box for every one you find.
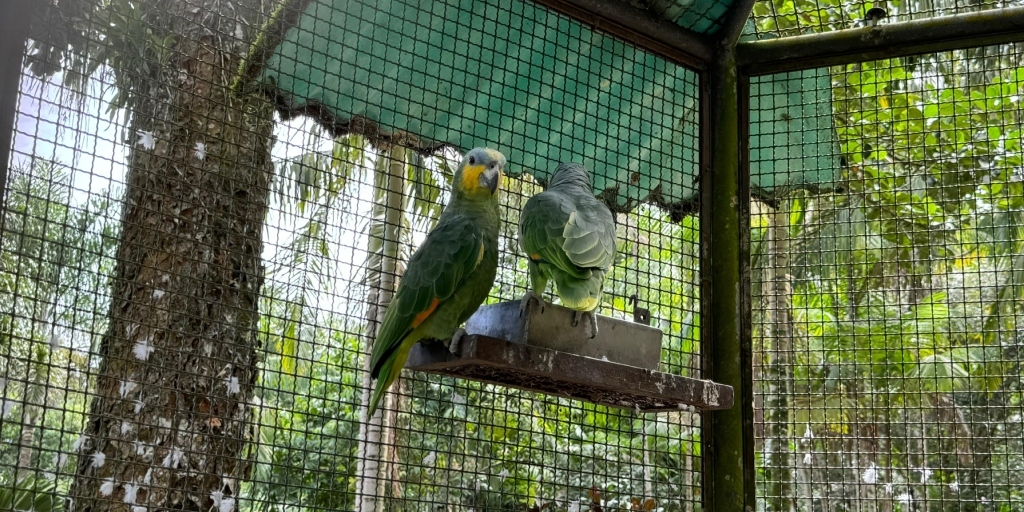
[572,311,599,339]
[449,328,467,356]
[519,291,546,317]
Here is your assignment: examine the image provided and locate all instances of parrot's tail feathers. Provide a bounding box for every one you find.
[552,269,607,312]
[370,340,401,379]
[367,377,387,418]
[366,336,418,418]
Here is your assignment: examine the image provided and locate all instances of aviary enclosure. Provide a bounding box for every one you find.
[0,0,1022,511]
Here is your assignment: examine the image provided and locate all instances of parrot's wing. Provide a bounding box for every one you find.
[369,216,485,378]
[520,192,616,277]
[519,192,587,279]
[561,199,617,271]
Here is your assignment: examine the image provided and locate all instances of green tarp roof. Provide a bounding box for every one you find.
[242,0,837,213]
[642,0,738,34]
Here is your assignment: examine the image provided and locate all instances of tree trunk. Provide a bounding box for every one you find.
[356,145,407,512]
[765,208,795,512]
[67,2,275,510]
[16,343,48,478]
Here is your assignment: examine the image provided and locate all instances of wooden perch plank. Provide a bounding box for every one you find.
[407,335,734,413]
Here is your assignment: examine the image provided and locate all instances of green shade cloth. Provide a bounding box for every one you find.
[252,0,837,212]
[648,0,737,34]
[742,21,839,195]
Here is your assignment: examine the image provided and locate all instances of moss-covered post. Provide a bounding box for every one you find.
[700,46,755,512]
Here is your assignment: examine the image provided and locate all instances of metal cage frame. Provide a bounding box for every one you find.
[2,0,1024,510]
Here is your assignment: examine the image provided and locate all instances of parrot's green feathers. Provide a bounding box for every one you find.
[366,147,505,418]
[518,163,617,313]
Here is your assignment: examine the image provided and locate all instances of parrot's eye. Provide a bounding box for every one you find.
[469,156,476,165]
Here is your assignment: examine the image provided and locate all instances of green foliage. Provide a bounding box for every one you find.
[0,161,117,508]
[0,473,64,512]
[751,39,1024,510]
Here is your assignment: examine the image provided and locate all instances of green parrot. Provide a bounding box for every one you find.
[518,162,617,338]
[366,147,506,417]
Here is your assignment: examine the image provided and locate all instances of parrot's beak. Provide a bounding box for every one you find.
[480,165,501,195]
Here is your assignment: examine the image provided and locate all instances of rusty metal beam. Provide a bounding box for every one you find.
[531,0,714,70]
[406,335,735,412]
[738,6,1024,75]
[716,0,757,47]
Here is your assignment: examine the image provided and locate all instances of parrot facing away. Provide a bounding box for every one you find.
[366,147,506,418]
[518,162,617,338]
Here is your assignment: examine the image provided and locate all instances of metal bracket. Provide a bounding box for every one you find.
[630,294,651,325]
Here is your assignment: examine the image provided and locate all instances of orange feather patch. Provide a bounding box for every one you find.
[412,298,441,327]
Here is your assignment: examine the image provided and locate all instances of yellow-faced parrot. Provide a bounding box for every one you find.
[518,162,617,338]
[367,148,506,417]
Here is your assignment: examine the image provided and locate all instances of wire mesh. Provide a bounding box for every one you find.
[751,46,1024,510]
[0,1,702,512]
[751,0,1024,38]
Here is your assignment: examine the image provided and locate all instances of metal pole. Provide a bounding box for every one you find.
[0,0,34,201]
[738,6,1024,75]
[716,0,757,47]
[700,48,755,512]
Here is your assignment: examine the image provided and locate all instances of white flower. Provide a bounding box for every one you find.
[123,483,140,505]
[91,451,106,468]
[219,497,235,512]
[498,468,509,483]
[119,380,137,398]
[949,480,960,492]
[133,339,155,361]
[1,399,14,419]
[99,477,115,496]
[422,451,436,465]
[225,376,240,395]
[896,492,912,505]
[121,421,133,435]
[73,435,86,451]
[862,463,878,484]
[194,142,207,161]
[802,424,814,441]
[161,446,184,468]
[803,452,812,464]
[137,131,156,150]
[568,500,581,512]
